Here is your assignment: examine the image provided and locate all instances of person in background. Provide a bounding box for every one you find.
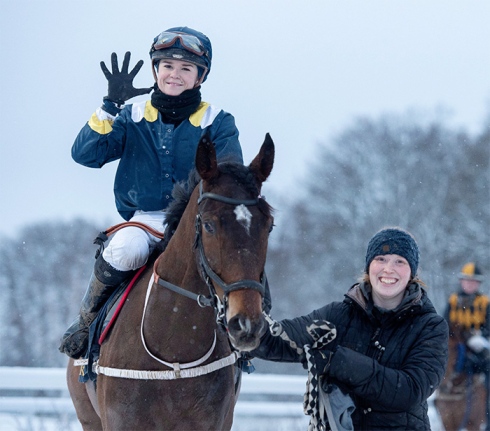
[252,227,448,430]
[59,26,243,359]
[442,262,489,427]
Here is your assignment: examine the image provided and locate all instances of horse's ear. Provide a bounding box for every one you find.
[195,134,218,181]
[249,133,275,185]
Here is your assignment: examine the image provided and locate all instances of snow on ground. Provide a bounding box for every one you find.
[0,400,445,431]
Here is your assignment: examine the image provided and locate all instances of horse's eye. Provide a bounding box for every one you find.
[269,223,275,234]
[203,221,215,234]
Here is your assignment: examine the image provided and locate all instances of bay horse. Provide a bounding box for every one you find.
[67,133,275,430]
[435,324,488,431]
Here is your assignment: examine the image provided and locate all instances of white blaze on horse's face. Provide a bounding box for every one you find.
[234,204,252,234]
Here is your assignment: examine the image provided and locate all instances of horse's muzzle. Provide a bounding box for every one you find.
[226,312,267,351]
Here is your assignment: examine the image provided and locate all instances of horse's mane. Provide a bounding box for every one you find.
[161,169,201,249]
[160,161,272,250]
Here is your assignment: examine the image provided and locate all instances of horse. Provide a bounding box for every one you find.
[435,324,488,431]
[66,133,275,431]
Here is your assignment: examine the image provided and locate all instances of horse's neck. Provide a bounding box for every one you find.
[157,228,204,294]
[138,258,219,364]
[142,209,223,360]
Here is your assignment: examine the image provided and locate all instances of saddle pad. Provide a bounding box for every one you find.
[79,266,146,383]
[99,265,147,344]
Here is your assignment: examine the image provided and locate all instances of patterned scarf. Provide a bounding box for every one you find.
[151,85,202,124]
[262,313,346,430]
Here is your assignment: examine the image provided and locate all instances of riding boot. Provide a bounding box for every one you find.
[59,256,133,358]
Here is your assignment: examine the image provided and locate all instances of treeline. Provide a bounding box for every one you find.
[267,112,489,320]
[0,112,488,368]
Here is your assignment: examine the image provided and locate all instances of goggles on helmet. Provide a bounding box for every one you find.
[151,31,209,59]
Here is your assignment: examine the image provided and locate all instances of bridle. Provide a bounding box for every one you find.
[153,180,268,324]
[196,181,267,294]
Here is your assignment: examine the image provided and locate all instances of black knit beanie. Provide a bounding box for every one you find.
[365,228,419,277]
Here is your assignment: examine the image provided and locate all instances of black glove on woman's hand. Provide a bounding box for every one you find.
[100,52,152,105]
[310,349,334,375]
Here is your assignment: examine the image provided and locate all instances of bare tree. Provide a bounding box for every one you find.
[266,112,489,319]
[0,219,99,366]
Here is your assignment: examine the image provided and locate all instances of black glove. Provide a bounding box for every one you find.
[309,349,334,375]
[100,52,152,105]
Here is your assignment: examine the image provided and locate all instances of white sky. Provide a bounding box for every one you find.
[1,0,489,237]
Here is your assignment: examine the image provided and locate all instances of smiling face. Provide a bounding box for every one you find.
[369,254,412,310]
[156,59,200,96]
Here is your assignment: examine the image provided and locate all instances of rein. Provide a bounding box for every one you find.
[118,180,266,379]
[140,277,218,374]
[153,271,214,308]
[263,313,340,431]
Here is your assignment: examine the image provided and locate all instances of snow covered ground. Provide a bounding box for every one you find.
[0,415,309,431]
[0,401,445,431]
[0,367,445,431]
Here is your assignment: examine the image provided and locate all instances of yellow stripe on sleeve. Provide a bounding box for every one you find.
[88,112,113,134]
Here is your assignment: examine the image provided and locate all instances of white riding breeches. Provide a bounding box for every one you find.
[102,210,166,271]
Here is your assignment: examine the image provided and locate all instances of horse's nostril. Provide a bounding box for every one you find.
[227,316,240,332]
[239,317,252,333]
[228,315,251,334]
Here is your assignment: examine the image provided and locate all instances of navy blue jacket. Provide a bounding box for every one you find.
[253,282,448,430]
[72,101,243,220]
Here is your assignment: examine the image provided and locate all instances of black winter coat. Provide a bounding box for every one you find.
[253,282,449,430]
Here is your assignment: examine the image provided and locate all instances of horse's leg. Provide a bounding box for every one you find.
[435,397,460,431]
[222,399,236,431]
[66,359,103,431]
[468,376,488,431]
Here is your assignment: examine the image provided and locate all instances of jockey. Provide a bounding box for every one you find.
[445,263,489,375]
[59,27,243,359]
[444,262,490,430]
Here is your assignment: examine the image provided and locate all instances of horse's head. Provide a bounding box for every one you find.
[195,133,275,351]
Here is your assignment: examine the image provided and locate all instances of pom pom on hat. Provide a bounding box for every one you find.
[365,227,419,276]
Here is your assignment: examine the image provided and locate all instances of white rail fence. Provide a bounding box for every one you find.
[0,366,443,430]
[0,366,306,417]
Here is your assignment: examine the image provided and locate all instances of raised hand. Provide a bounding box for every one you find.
[100,52,152,105]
